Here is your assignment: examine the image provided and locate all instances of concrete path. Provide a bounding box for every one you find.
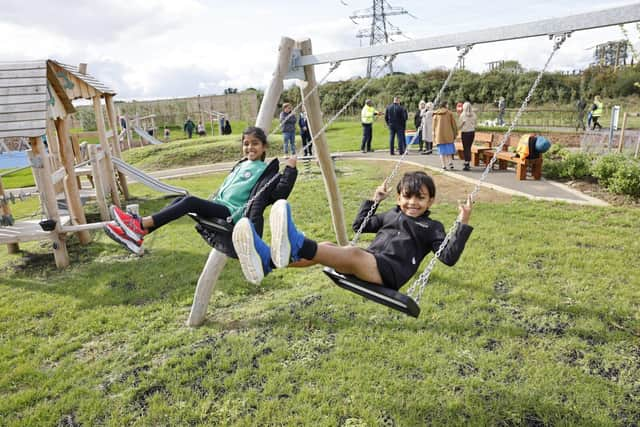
[149,148,608,206]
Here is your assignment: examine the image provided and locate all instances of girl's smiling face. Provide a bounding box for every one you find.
[396,184,433,218]
[243,133,267,161]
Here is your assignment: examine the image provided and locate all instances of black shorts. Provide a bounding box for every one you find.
[370,251,402,291]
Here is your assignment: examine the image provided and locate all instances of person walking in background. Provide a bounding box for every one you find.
[197,122,206,137]
[384,96,408,155]
[183,117,196,139]
[432,100,458,170]
[360,99,379,153]
[421,101,434,154]
[299,106,313,156]
[497,97,506,126]
[414,100,426,152]
[163,127,170,142]
[458,102,477,171]
[575,98,587,131]
[591,95,603,130]
[279,103,297,156]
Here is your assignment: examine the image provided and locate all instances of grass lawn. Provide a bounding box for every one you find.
[1,160,639,426]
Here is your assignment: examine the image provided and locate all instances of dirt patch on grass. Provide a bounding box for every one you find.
[564,179,639,207]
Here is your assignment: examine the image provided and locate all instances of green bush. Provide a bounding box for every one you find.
[542,148,592,180]
[607,159,640,197]
[592,153,628,187]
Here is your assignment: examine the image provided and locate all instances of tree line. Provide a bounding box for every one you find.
[277,65,640,114]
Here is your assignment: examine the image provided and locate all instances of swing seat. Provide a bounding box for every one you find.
[323,267,420,318]
[189,214,237,258]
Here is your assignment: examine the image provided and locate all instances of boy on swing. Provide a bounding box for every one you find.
[232,171,473,289]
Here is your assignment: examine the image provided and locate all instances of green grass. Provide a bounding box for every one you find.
[1,161,639,426]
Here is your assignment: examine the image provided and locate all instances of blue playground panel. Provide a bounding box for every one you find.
[0,151,29,169]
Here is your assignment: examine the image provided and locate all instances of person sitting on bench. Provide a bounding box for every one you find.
[232,171,473,289]
[103,126,298,255]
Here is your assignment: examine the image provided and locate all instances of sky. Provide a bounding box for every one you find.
[2,0,639,101]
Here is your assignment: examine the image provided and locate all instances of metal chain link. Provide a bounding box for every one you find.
[268,61,342,139]
[233,56,396,222]
[351,46,473,245]
[407,33,569,303]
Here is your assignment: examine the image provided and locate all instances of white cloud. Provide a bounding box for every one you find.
[1,0,639,100]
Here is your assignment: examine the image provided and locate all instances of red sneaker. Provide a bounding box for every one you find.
[103,222,144,255]
[110,205,147,241]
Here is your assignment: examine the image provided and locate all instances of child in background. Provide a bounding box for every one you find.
[232,171,473,288]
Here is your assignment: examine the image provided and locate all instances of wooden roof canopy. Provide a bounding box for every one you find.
[0,59,116,139]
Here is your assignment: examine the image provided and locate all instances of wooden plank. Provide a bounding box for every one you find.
[0,129,45,138]
[0,85,47,96]
[0,120,47,131]
[0,69,46,79]
[0,111,47,123]
[0,102,46,114]
[0,94,47,104]
[0,77,48,88]
[0,62,46,72]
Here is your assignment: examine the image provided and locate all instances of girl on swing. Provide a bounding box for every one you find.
[104,126,298,255]
[232,170,473,289]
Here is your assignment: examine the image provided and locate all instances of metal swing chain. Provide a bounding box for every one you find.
[267,61,342,139]
[350,46,473,245]
[218,62,342,223]
[232,57,395,222]
[407,33,569,303]
[296,55,397,157]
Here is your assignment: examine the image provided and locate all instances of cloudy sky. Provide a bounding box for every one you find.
[2,0,639,101]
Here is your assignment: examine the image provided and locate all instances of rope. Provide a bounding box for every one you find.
[350,46,473,245]
[406,33,569,303]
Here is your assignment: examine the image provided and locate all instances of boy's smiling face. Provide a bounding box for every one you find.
[397,184,433,218]
[242,133,266,161]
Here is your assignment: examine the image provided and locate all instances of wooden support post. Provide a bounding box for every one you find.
[124,114,132,151]
[297,38,348,245]
[88,145,109,221]
[45,119,62,170]
[255,37,296,132]
[617,112,628,153]
[54,118,91,245]
[105,95,130,200]
[0,177,19,254]
[92,95,121,207]
[28,138,69,268]
[187,250,228,326]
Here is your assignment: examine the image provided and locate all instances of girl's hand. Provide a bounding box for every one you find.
[458,195,473,224]
[285,155,297,168]
[373,184,389,202]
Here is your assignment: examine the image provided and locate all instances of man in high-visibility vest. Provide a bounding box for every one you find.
[360,99,379,153]
[591,95,603,130]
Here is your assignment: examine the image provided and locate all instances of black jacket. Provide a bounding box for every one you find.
[352,200,473,289]
[241,157,298,236]
[384,103,408,130]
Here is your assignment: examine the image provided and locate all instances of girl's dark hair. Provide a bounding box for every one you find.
[242,126,268,160]
[396,171,436,199]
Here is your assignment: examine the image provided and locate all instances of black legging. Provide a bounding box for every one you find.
[149,196,231,233]
[461,131,475,163]
[592,116,602,130]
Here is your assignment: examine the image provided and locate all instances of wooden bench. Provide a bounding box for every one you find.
[454,132,494,166]
[481,135,543,180]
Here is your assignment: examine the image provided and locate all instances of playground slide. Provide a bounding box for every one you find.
[132,126,163,145]
[111,157,188,196]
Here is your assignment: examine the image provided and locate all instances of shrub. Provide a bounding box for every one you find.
[607,159,640,197]
[592,154,628,187]
[542,149,592,180]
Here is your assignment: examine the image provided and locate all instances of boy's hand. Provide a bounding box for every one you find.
[373,184,389,202]
[458,195,473,224]
[285,155,297,168]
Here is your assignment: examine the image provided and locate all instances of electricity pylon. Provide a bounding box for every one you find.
[350,1,413,77]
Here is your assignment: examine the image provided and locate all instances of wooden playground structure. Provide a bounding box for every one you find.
[0,60,129,267]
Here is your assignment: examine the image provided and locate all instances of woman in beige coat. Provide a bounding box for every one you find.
[432,100,458,170]
[458,101,477,171]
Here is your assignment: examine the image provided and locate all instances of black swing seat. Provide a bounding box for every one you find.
[323,267,420,318]
[188,213,237,258]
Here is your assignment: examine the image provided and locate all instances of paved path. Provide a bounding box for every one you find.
[5,149,608,206]
[149,148,608,206]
